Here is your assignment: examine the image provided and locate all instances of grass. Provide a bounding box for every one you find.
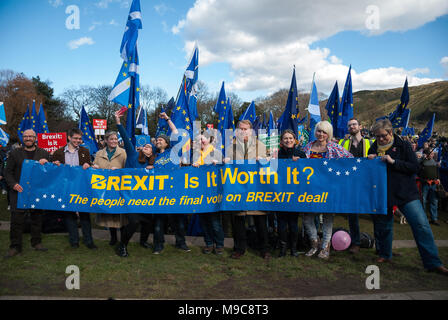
[1,194,448,298]
[1,230,448,299]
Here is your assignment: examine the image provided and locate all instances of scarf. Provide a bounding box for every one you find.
[377,137,394,156]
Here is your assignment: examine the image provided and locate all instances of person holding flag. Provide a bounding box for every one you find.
[114,110,155,257]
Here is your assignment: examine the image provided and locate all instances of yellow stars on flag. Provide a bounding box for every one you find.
[136,87,140,92]
[177,106,181,111]
[182,110,187,115]
[122,72,127,77]
[185,117,190,122]
[291,114,296,119]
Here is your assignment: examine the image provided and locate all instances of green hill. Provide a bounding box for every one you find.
[351,81,448,135]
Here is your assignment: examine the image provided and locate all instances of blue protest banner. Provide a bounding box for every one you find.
[18,158,387,215]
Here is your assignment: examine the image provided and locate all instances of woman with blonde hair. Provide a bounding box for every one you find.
[302,121,353,259]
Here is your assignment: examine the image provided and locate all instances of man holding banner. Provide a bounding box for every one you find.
[226,120,270,260]
[4,129,50,258]
[48,128,97,250]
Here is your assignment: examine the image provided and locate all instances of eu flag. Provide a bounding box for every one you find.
[417,113,435,149]
[79,106,99,155]
[278,68,299,137]
[17,105,31,142]
[170,87,193,154]
[267,111,276,136]
[325,81,339,128]
[239,101,256,123]
[376,78,410,128]
[30,100,39,133]
[156,106,169,137]
[37,103,49,134]
[336,65,353,139]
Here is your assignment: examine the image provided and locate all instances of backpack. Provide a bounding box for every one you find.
[359,232,374,249]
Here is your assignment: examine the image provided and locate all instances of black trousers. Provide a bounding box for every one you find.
[232,214,269,254]
[121,214,152,246]
[10,210,43,251]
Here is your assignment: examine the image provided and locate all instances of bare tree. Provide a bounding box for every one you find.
[61,86,94,119]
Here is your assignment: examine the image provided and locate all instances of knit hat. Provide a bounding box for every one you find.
[156,134,170,148]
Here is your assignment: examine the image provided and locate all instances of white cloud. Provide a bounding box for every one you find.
[174,0,448,94]
[155,3,172,16]
[49,0,63,8]
[110,19,119,26]
[95,0,128,9]
[441,56,448,76]
[172,19,185,35]
[88,21,102,32]
[68,37,95,50]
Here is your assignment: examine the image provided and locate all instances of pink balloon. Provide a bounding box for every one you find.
[331,230,351,251]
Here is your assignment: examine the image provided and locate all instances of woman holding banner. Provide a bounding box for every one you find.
[192,132,225,254]
[368,119,448,275]
[92,130,128,249]
[302,121,353,259]
[113,111,155,257]
[276,129,306,257]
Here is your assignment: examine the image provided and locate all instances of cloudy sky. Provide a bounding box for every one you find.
[0,0,447,103]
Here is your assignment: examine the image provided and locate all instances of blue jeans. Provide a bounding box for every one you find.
[372,200,442,270]
[303,213,334,248]
[348,214,361,246]
[422,184,439,221]
[199,213,224,248]
[64,212,93,245]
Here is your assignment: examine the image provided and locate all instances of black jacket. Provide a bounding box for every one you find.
[368,134,420,208]
[278,146,306,159]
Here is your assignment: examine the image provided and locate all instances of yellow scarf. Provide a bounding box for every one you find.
[195,144,214,166]
[377,137,394,156]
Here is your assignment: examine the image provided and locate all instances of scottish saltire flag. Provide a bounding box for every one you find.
[17,106,31,142]
[401,126,415,136]
[267,111,276,136]
[79,106,99,155]
[119,0,142,62]
[239,101,256,123]
[0,102,6,125]
[0,128,9,147]
[37,103,49,134]
[307,74,321,142]
[170,86,193,154]
[279,68,299,137]
[417,113,436,149]
[136,106,148,135]
[184,44,199,121]
[110,0,142,147]
[30,100,39,132]
[325,81,339,128]
[336,65,353,138]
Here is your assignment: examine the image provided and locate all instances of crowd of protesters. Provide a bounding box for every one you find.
[1,112,448,276]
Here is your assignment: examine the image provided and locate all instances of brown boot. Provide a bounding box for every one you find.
[5,248,20,258]
[349,245,360,254]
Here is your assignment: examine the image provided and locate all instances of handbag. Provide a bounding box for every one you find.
[436,183,447,198]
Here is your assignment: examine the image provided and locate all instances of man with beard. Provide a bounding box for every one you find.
[339,118,373,254]
[4,129,50,258]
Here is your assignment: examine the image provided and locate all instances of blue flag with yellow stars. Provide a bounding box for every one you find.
[169,87,193,154]
[79,106,99,155]
[279,68,300,137]
[17,105,31,142]
[37,103,49,134]
[325,81,339,129]
[336,65,353,139]
[239,101,256,124]
[30,100,39,133]
[417,113,435,149]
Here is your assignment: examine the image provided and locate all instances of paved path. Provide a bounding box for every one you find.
[1,290,448,300]
[1,220,448,249]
